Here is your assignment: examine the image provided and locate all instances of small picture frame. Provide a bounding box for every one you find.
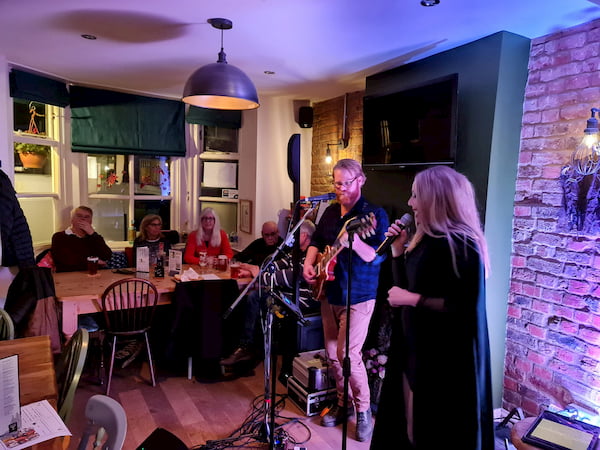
[240,199,252,233]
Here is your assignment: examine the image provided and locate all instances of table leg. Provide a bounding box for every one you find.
[61,302,79,339]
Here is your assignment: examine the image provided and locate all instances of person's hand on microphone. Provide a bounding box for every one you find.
[385,220,409,257]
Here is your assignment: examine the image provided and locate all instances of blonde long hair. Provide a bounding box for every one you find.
[138,214,163,241]
[196,207,222,248]
[408,166,490,276]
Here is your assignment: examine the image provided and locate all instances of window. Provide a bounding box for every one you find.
[203,125,238,153]
[87,154,172,241]
[12,99,60,245]
[199,126,239,237]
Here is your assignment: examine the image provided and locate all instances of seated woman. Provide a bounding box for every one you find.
[133,214,171,266]
[184,208,233,264]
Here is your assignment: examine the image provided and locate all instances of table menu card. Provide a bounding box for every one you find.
[0,400,71,450]
[136,246,149,273]
[0,355,20,436]
[169,249,182,277]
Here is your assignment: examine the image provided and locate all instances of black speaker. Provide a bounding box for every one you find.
[136,428,188,450]
[287,134,301,203]
[298,106,313,128]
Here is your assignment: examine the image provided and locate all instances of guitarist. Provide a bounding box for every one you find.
[302,158,389,442]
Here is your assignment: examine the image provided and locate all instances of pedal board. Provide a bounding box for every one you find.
[287,376,336,417]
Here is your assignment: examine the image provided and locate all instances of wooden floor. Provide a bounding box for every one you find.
[66,357,372,450]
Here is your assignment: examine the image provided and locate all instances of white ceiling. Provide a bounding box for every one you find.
[1,0,598,103]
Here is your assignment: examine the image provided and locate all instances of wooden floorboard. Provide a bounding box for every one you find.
[66,358,372,450]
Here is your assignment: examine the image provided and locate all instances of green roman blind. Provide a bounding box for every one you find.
[9,69,70,107]
[186,105,242,129]
[70,86,186,156]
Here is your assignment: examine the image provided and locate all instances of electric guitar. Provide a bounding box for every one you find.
[312,212,376,300]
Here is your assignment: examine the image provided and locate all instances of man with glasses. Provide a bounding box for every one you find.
[302,158,389,442]
[220,220,317,368]
[235,220,283,266]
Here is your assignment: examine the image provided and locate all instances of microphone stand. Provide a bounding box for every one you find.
[221,200,318,449]
[340,228,355,450]
[223,201,318,321]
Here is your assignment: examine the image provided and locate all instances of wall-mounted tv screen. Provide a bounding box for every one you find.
[363,73,458,168]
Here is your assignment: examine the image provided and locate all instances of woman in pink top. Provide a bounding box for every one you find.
[184,207,233,264]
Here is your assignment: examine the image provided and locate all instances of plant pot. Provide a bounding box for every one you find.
[19,152,47,169]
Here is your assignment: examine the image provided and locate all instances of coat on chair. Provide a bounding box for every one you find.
[4,266,61,353]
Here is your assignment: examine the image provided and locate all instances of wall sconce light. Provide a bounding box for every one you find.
[420,0,440,6]
[326,143,341,164]
[571,108,600,175]
[182,18,259,110]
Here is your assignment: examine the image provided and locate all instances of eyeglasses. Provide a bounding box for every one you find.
[201,217,216,221]
[148,223,162,227]
[332,176,358,189]
[263,232,278,237]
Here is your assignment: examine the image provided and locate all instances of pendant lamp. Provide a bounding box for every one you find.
[182,18,259,110]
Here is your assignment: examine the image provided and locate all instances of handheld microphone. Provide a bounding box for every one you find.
[375,213,413,255]
[306,192,336,202]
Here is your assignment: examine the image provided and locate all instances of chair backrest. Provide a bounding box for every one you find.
[101,278,159,336]
[0,308,15,340]
[56,327,89,423]
[77,394,127,450]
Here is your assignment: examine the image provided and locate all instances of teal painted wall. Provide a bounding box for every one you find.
[363,31,531,407]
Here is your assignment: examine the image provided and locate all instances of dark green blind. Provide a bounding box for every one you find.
[186,106,242,129]
[70,86,186,156]
[9,69,70,107]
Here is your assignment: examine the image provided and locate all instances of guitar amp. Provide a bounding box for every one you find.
[287,376,336,417]
[292,349,335,392]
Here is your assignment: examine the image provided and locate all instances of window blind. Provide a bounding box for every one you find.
[70,86,186,156]
[9,69,70,107]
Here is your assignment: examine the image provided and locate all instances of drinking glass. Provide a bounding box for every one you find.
[198,251,208,272]
[87,256,99,276]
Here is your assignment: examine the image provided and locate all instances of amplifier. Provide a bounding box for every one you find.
[287,376,337,417]
[292,349,335,391]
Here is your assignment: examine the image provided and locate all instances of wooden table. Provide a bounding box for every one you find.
[54,266,249,337]
[0,336,65,450]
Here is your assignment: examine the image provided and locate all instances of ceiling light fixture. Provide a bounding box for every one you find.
[571,108,600,175]
[182,18,259,110]
[420,0,440,6]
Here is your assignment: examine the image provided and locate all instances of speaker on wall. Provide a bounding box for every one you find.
[287,134,301,203]
[298,106,313,128]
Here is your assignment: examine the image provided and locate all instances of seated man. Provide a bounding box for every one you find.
[234,221,283,266]
[51,206,112,272]
[221,220,317,371]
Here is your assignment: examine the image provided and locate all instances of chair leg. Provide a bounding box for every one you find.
[97,331,105,385]
[106,335,117,396]
[188,357,193,380]
[144,332,156,387]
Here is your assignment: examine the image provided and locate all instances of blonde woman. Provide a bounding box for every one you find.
[184,207,233,264]
[371,165,493,450]
[133,214,171,265]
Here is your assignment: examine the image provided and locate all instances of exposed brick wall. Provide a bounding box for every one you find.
[504,18,600,417]
[310,91,364,194]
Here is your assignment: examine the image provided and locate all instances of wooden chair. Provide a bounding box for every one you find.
[56,327,89,423]
[77,394,127,450]
[100,277,159,395]
[0,307,15,340]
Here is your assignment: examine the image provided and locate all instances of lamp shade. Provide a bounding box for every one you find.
[182,54,259,110]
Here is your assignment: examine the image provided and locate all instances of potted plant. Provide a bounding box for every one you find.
[14,143,50,169]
